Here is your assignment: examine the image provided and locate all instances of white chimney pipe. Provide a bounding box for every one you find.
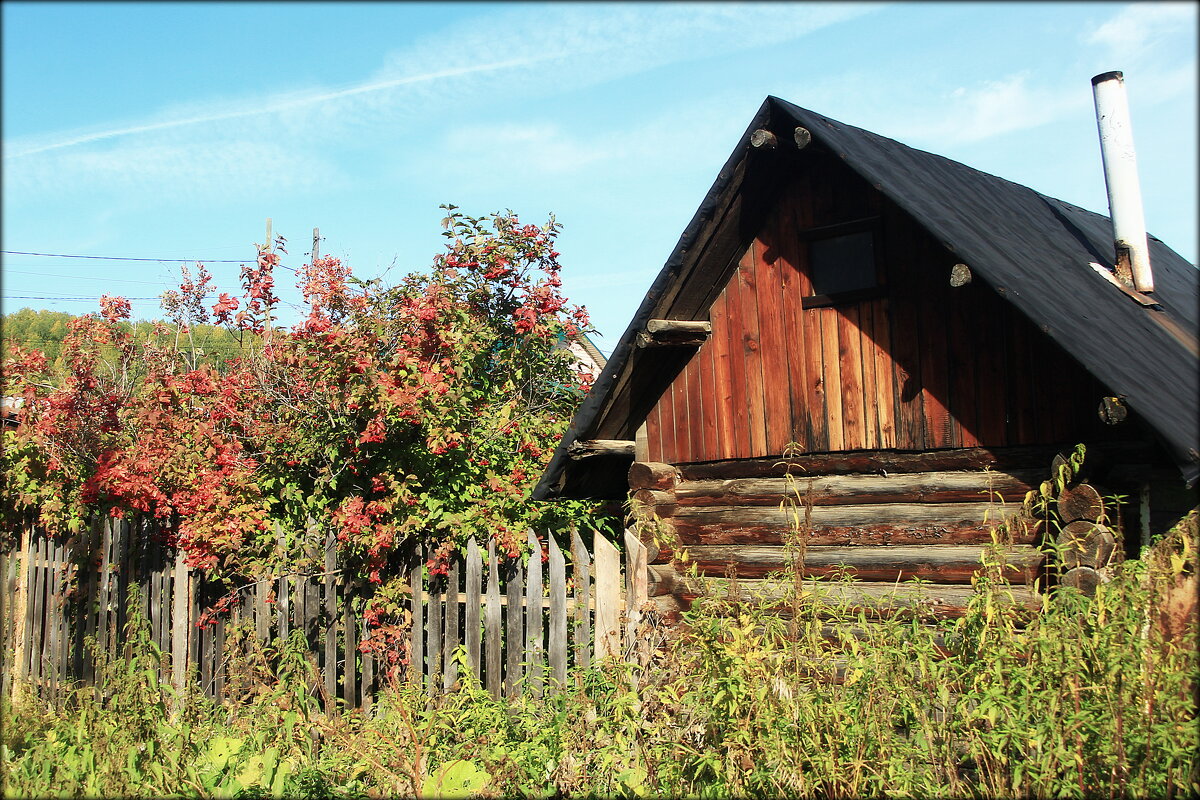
[1092,71,1154,293]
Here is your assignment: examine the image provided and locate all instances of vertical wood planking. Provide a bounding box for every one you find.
[740,247,768,458]
[916,236,954,449]
[753,226,794,456]
[571,529,591,671]
[548,536,567,687]
[657,377,678,464]
[696,338,718,460]
[837,306,867,450]
[485,539,502,698]
[1007,309,1038,444]
[775,192,812,450]
[858,300,880,450]
[869,299,898,449]
[708,293,734,460]
[29,533,46,686]
[276,523,290,644]
[972,290,1008,446]
[674,357,693,464]
[504,551,524,698]
[593,535,620,660]
[819,309,845,450]
[465,538,482,681]
[14,524,34,689]
[948,282,981,448]
[884,203,926,449]
[724,259,750,459]
[644,398,662,463]
[444,557,459,690]
[685,356,706,464]
[622,530,649,660]
[525,530,544,697]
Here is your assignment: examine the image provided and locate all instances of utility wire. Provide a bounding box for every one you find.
[2,250,250,263]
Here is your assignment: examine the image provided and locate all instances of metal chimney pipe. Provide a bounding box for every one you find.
[1092,71,1154,293]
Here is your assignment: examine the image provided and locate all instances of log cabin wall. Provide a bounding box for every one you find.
[643,154,1114,465]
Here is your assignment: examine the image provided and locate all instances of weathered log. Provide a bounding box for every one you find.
[949,263,972,287]
[793,126,812,149]
[682,543,1041,583]
[1056,521,1117,570]
[1060,566,1104,596]
[632,489,677,510]
[674,470,1040,507]
[750,128,778,150]
[628,461,680,491]
[635,319,712,348]
[1098,396,1128,425]
[1058,483,1105,523]
[568,439,636,460]
[671,502,1039,546]
[646,563,681,598]
[690,578,1040,620]
[676,442,1157,481]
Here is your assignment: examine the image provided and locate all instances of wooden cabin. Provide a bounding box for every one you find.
[534,97,1199,621]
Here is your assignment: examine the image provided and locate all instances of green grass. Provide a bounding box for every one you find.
[4,517,1198,799]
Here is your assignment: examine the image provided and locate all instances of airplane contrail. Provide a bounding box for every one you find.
[5,56,540,160]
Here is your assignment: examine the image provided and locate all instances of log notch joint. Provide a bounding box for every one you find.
[635,319,712,349]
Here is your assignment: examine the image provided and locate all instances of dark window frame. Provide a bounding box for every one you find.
[799,215,885,309]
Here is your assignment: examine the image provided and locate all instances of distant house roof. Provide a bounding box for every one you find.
[534,96,1199,499]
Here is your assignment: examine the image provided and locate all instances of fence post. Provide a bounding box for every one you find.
[593,535,620,660]
[465,537,482,682]
[504,549,524,698]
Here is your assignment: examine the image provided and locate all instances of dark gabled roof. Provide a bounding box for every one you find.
[534,96,1199,499]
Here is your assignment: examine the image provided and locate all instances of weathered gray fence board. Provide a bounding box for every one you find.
[549,535,567,687]
[465,538,482,680]
[444,558,460,690]
[525,530,544,697]
[505,552,524,698]
[571,528,591,670]
[485,539,502,697]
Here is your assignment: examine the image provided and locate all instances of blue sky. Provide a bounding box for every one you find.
[3,1,1196,353]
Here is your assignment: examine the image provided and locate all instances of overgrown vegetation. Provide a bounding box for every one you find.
[5,514,1196,798]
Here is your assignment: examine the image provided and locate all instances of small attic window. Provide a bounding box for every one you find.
[808,230,877,300]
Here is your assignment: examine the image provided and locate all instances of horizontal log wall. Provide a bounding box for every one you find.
[645,155,1114,464]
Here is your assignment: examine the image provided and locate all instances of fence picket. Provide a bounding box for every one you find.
[410,557,424,688]
[571,528,591,670]
[465,538,482,681]
[525,530,544,698]
[549,535,567,687]
[485,539,501,698]
[505,549,524,698]
[594,534,620,661]
[444,558,459,690]
[6,520,645,710]
[324,531,337,708]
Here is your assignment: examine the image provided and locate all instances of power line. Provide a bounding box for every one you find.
[2,250,250,263]
[5,295,163,301]
[3,269,171,286]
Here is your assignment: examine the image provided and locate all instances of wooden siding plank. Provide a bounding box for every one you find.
[837,305,867,450]
[724,256,750,459]
[916,232,954,449]
[948,281,981,448]
[774,189,813,451]
[697,337,718,460]
[819,309,845,450]
[410,558,424,688]
[709,292,735,461]
[858,300,880,450]
[657,372,678,464]
[740,246,769,458]
[973,288,1008,446]
[645,397,662,463]
[1007,309,1038,444]
[593,535,620,660]
[753,223,794,456]
[883,202,927,449]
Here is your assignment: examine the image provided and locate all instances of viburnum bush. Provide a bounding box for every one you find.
[2,207,603,658]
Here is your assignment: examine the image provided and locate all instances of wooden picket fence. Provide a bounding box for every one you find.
[0,517,649,710]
